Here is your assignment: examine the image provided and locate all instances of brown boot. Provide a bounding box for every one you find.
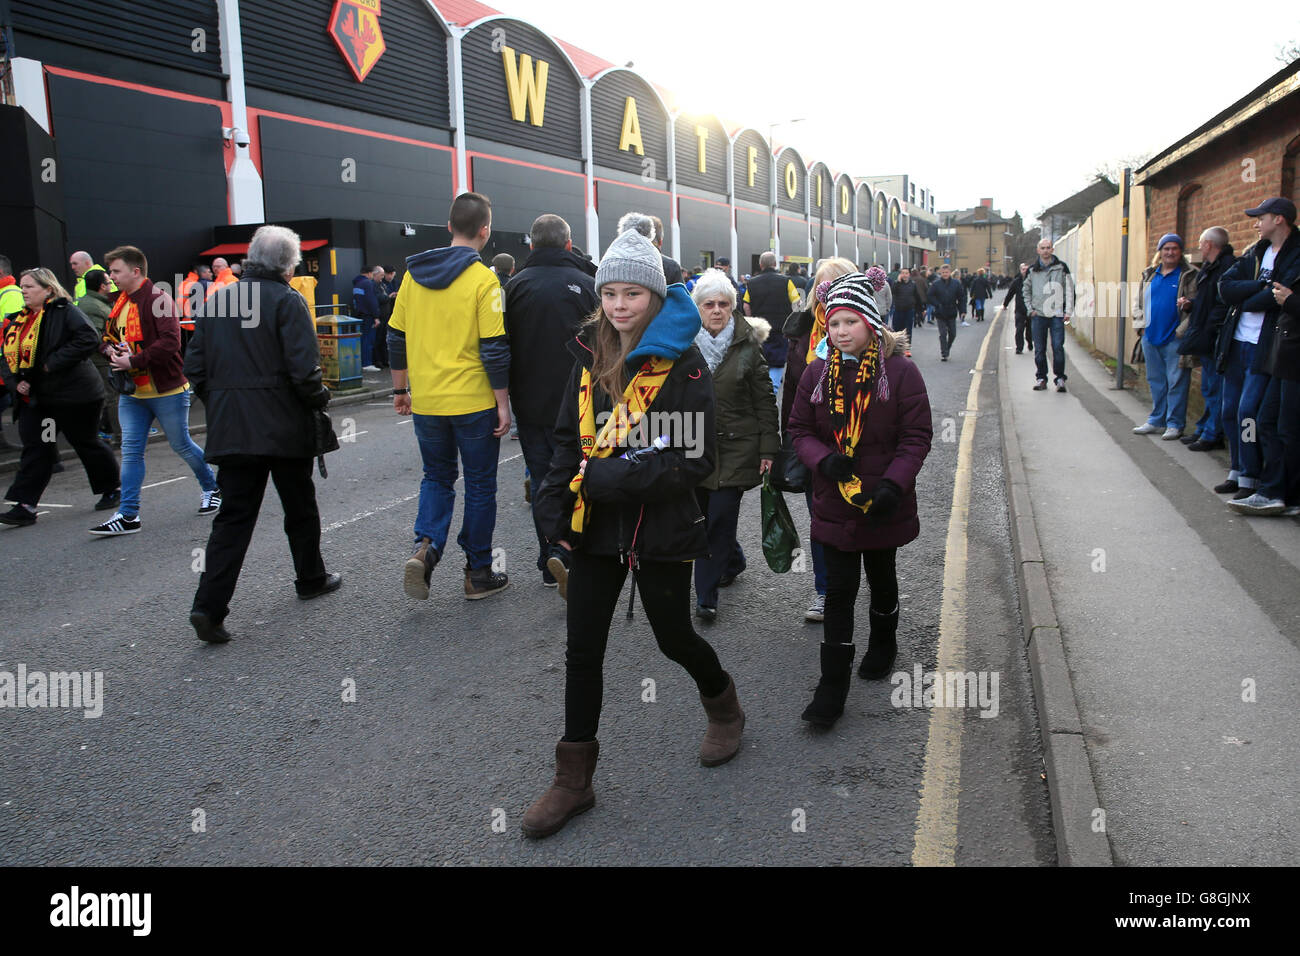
[699,672,745,767]
[521,740,598,839]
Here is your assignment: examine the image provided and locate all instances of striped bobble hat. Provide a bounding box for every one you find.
[823,272,887,337]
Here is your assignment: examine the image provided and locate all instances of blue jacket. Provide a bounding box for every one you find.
[352,274,380,318]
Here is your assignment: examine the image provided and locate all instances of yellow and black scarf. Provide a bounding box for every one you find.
[569,356,674,535]
[2,308,43,376]
[826,339,880,512]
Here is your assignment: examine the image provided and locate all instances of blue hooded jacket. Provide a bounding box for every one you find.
[627,284,701,366]
[405,246,481,289]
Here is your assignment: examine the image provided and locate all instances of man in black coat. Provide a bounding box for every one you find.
[185,225,341,643]
[928,264,967,361]
[1177,228,1234,451]
[505,213,598,585]
[1001,262,1031,353]
[1221,198,1300,515]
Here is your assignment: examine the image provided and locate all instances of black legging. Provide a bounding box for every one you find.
[563,551,728,742]
[821,543,898,645]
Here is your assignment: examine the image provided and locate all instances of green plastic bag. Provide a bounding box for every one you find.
[761,474,801,573]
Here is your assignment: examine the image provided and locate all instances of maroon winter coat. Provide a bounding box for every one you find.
[97,278,187,394]
[788,341,932,550]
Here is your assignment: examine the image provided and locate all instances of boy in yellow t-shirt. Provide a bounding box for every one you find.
[387,192,511,602]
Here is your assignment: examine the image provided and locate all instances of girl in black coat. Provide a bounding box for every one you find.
[522,230,744,840]
[0,269,119,526]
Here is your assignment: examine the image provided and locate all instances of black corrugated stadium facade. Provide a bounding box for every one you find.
[4,0,915,293]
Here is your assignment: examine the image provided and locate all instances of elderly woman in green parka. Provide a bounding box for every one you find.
[691,268,781,621]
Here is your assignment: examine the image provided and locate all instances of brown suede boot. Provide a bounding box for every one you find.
[521,740,598,839]
[699,672,745,767]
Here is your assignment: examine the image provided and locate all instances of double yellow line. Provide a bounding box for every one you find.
[910,312,1000,866]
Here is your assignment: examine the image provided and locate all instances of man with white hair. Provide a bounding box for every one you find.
[616,211,682,286]
[1177,227,1235,452]
[68,249,113,300]
[184,224,342,643]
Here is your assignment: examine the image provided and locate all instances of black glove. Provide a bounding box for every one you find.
[818,453,856,482]
[868,479,902,520]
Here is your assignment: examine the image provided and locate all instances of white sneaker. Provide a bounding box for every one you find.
[363,365,381,372]
[198,489,222,515]
[960,320,971,327]
[804,593,825,622]
[1132,423,1160,435]
[1227,493,1286,516]
[1161,427,1182,441]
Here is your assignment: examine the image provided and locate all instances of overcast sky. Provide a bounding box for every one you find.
[491,0,1297,224]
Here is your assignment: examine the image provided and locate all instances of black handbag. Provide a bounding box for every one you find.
[108,368,136,395]
[770,432,809,494]
[312,407,340,478]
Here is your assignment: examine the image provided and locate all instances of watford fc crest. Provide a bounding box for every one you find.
[329,0,387,83]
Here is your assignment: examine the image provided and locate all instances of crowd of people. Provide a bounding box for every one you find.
[1126,198,1300,517]
[4,188,1295,839]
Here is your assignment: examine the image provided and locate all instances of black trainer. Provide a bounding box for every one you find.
[0,504,37,527]
[1213,479,1239,494]
[1055,377,1067,393]
[1033,379,1047,391]
[546,548,571,602]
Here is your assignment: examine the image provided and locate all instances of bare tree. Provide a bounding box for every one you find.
[1092,154,1152,184]
[1278,40,1300,65]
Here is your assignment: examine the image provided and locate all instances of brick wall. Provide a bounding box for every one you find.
[1143,98,1300,259]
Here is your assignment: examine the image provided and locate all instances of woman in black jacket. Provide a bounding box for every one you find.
[522,230,744,840]
[0,269,119,527]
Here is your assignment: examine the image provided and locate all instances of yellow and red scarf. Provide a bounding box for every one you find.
[106,292,152,390]
[569,356,674,535]
[805,301,827,364]
[826,339,880,512]
[2,308,43,375]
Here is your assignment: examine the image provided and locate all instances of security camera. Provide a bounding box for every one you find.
[222,127,250,148]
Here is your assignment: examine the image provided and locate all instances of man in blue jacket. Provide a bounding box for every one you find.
[353,264,383,371]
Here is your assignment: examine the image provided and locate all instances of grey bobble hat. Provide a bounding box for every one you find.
[595,229,667,298]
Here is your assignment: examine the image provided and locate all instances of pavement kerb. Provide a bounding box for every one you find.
[0,385,393,477]
[996,319,1115,867]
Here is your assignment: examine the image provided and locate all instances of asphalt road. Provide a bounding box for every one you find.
[0,310,1054,865]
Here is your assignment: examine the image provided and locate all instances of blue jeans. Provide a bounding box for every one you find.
[1031,315,1066,381]
[769,365,784,396]
[1194,356,1224,442]
[1141,336,1190,430]
[412,407,500,569]
[118,389,217,518]
[1220,339,1268,485]
[516,420,556,571]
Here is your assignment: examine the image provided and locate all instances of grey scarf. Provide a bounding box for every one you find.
[694,316,735,373]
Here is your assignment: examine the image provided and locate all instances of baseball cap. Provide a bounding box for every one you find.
[716,257,730,266]
[1244,197,1297,222]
